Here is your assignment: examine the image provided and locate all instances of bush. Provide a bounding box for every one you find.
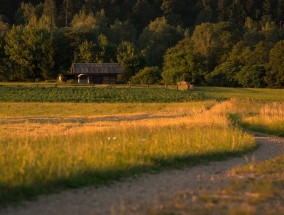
[130,67,161,84]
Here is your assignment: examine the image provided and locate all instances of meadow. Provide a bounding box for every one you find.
[0,85,283,206]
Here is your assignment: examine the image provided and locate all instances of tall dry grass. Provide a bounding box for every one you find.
[0,101,256,203]
[241,102,284,136]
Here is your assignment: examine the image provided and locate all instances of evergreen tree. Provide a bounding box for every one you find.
[62,0,74,26]
[43,0,57,29]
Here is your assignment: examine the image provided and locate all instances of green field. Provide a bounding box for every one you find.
[197,87,284,101]
[1,85,284,103]
[0,85,201,103]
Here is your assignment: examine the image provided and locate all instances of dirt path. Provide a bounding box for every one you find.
[1,135,284,215]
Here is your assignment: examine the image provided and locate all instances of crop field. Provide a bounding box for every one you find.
[0,85,201,103]
[0,85,283,208]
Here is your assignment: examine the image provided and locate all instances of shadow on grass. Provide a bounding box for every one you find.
[0,147,258,207]
[228,113,284,137]
[240,122,284,137]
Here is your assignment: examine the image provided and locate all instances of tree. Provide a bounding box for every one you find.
[117,41,144,82]
[227,0,246,25]
[74,40,97,63]
[207,60,241,87]
[162,38,204,84]
[139,16,183,67]
[43,0,57,29]
[4,26,54,81]
[0,35,9,81]
[130,66,161,84]
[266,40,284,88]
[261,21,284,43]
[61,0,79,27]
[217,0,229,22]
[236,65,266,88]
[191,22,239,71]
[71,10,96,28]
[161,0,196,26]
[276,0,284,22]
[52,28,74,73]
[235,65,266,88]
[0,19,9,36]
[71,9,108,34]
[14,2,36,25]
[131,0,158,32]
[109,20,136,44]
[96,34,116,63]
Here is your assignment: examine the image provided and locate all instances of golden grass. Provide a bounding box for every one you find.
[0,101,215,118]
[241,102,284,136]
[0,100,256,202]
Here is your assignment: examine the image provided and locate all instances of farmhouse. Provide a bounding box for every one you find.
[71,63,122,84]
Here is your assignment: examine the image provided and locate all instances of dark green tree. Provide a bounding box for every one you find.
[266,40,284,88]
[162,38,203,84]
[206,61,241,87]
[236,65,266,88]
[139,16,183,67]
[109,20,136,44]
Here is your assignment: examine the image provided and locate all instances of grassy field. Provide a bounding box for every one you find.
[0,101,215,118]
[197,87,284,101]
[0,85,284,206]
[0,99,256,204]
[240,102,284,137]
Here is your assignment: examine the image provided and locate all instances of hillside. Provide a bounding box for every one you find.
[0,0,283,87]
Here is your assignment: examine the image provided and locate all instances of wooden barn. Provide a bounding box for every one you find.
[71,63,122,84]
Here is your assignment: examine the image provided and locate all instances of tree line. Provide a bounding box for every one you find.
[0,0,283,88]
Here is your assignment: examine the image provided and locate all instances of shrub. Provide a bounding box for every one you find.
[130,66,161,84]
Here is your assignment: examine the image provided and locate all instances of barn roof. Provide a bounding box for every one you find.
[71,63,122,74]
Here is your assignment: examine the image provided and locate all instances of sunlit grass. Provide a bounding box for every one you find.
[0,101,256,204]
[241,102,284,136]
[0,101,215,118]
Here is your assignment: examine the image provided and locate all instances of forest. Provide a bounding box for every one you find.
[0,0,283,88]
